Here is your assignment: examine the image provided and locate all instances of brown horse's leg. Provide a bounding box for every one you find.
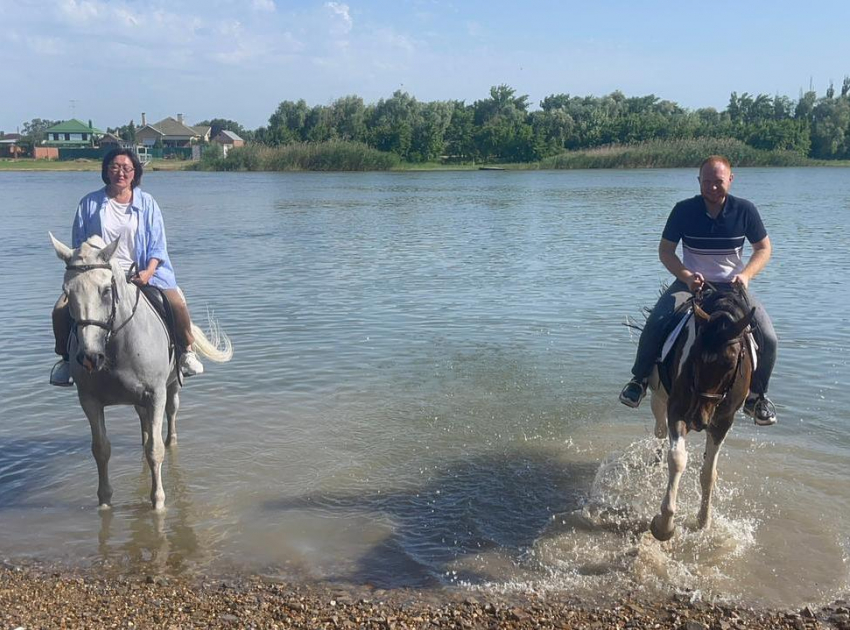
[698,437,722,529]
[699,421,733,529]
[651,420,688,541]
[650,386,668,439]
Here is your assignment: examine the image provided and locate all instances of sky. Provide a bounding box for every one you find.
[2,0,850,133]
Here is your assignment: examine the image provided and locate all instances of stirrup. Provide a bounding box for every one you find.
[619,378,646,408]
[50,359,73,387]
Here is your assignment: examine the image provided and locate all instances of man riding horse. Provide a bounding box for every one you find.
[619,155,778,426]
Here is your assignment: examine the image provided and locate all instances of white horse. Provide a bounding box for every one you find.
[50,233,233,510]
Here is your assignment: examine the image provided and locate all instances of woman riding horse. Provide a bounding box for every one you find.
[50,148,203,385]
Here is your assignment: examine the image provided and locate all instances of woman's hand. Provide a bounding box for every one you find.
[132,268,155,286]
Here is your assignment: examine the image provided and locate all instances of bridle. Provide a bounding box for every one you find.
[689,287,748,406]
[65,261,141,346]
[693,338,746,405]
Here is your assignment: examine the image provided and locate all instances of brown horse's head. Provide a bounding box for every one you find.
[671,285,755,432]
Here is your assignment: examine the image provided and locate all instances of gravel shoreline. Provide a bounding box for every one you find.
[3,565,848,629]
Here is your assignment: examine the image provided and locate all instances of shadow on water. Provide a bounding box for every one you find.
[0,435,91,508]
[262,449,599,589]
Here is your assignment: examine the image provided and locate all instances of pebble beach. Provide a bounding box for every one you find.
[3,564,848,629]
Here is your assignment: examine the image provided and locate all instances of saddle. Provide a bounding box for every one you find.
[139,285,179,363]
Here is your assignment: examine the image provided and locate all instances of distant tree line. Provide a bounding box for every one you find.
[12,77,850,163]
[249,79,850,162]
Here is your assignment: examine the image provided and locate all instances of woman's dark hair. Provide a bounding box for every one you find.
[101,148,143,188]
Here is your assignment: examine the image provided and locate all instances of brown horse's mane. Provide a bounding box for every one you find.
[697,284,753,347]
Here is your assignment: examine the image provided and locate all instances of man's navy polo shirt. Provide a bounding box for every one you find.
[661,194,768,283]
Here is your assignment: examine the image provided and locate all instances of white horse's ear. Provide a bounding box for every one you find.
[98,238,121,263]
[49,232,73,262]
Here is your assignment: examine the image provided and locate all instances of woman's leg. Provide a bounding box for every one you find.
[52,294,72,358]
[162,288,194,350]
[50,294,74,385]
[163,287,203,376]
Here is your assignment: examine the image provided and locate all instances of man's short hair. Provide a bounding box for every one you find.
[700,155,732,172]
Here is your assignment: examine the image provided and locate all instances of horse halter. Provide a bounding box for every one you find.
[65,261,141,345]
[692,333,747,405]
[689,288,748,405]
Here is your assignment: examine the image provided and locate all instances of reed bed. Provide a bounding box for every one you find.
[540,138,810,169]
[197,141,399,172]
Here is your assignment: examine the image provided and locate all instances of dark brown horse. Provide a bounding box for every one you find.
[647,284,756,541]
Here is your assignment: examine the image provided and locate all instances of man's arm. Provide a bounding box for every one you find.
[733,236,771,288]
[658,238,704,292]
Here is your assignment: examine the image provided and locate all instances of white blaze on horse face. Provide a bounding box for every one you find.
[68,269,114,361]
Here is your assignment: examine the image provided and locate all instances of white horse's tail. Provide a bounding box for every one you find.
[190,312,233,363]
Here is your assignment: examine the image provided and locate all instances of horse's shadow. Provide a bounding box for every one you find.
[262,448,599,588]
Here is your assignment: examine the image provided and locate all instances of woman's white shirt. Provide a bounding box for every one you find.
[101,197,138,272]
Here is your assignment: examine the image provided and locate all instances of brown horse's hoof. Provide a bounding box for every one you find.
[650,515,675,541]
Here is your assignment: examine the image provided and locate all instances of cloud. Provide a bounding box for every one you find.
[27,36,64,56]
[58,0,101,24]
[325,2,353,34]
[252,0,275,12]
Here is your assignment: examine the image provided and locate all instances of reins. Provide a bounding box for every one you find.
[65,261,142,345]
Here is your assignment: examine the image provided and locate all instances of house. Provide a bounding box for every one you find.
[43,119,103,147]
[0,133,25,158]
[98,132,132,149]
[212,130,245,148]
[136,113,210,148]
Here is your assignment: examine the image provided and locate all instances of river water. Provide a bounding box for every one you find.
[0,168,848,607]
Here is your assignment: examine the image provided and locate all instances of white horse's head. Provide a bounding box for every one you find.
[50,232,122,372]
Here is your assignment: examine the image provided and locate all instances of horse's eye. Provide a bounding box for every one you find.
[102,287,112,299]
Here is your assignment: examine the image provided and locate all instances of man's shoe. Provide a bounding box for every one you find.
[50,359,73,387]
[180,350,204,377]
[619,378,647,408]
[744,395,776,426]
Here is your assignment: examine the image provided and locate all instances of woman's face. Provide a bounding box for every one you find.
[106,155,135,192]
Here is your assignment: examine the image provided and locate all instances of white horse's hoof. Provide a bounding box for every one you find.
[650,515,675,541]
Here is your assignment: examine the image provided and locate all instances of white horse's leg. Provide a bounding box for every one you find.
[651,421,688,541]
[139,393,167,511]
[135,405,149,448]
[698,436,723,529]
[165,381,180,448]
[80,395,112,508]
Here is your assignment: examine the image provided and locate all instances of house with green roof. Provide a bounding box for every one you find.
[43,119,103,147]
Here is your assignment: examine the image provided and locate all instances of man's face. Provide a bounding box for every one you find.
[699,161,733,206]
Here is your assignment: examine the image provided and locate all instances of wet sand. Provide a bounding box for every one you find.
[2,563,846,629]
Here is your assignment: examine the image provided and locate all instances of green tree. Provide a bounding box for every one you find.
[196,118,251,141]
[262,100,310,145]
[21,118,59,144]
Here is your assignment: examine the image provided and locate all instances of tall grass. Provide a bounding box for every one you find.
[196,141,399,172]
[540,138,811,169]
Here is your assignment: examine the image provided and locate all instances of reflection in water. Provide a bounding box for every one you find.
[96,448,205,575]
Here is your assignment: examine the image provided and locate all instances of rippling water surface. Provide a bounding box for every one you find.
[0,168,848,607]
